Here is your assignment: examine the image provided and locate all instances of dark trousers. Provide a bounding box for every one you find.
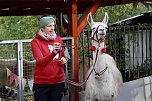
[33,82,65,101]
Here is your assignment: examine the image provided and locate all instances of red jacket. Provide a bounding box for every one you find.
[31,32,65,84]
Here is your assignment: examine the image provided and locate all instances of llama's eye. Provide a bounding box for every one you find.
[105,27,108,31]
[92,27,96,31]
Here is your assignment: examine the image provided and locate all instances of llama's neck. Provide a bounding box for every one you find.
[92,41,105,59]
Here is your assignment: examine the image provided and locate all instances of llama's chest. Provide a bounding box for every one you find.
[90,68,114,85]
[86,52,120,98]
[86,70,116,99]
[87,67,115,90]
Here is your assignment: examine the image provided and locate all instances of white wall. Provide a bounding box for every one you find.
[117,76,152,101]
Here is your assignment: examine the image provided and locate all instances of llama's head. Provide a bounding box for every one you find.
[87,12,108,42]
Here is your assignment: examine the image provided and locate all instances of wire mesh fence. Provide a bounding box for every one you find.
[0,38,74,101]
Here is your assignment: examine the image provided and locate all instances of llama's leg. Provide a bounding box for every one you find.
[111,97,116,101]
[85,97,91,101]
[85,96,95,101]
[85,97,92,101]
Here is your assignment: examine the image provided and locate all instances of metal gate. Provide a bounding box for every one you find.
[107,25,152,82]
[0,37,74,101]
[78,25,152,87]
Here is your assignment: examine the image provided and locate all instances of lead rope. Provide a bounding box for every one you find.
[66,25,103,86]
[93,39,108,76]
[66,48,99,86]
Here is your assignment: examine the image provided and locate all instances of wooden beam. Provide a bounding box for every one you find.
[77,0,102,35]
[0,9,67,16]
[67,0,79,101]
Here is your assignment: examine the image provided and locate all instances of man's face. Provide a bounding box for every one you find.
[42,22,55,35]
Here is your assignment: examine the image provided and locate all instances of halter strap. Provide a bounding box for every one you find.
[91,25,100,42]
[91,25,105,43]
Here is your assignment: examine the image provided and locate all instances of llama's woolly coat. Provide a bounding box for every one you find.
[85,12,123,101]
[85,53,122,101]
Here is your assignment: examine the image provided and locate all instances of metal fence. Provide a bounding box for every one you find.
[78,24,152,84]
[0,38,74,101]
[108,25,152,82]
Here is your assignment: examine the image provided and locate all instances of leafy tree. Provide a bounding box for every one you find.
[94,3,152,24]
[0,16,38,40]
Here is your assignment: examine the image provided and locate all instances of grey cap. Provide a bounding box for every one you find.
[39,16,56,28]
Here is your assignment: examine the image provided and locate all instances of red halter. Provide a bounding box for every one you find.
[91,25,101,42]
[90,25,107,53]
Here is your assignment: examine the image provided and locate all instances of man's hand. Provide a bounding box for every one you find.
[53,42,61,54]
[59,57,67,65]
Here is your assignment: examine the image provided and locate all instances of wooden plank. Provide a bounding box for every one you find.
[77,0,101,35]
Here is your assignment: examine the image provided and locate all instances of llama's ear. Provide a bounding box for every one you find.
[87,12,94,26]
[102,12,108,25]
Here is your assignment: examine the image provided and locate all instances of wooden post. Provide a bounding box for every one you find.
[67,0,101,101]
[67,0,79,101]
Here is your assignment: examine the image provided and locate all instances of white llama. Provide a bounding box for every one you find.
[85,12,123,101]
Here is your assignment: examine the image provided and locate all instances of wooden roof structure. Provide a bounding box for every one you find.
[0,0,151,16]
[0,0,151,101]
